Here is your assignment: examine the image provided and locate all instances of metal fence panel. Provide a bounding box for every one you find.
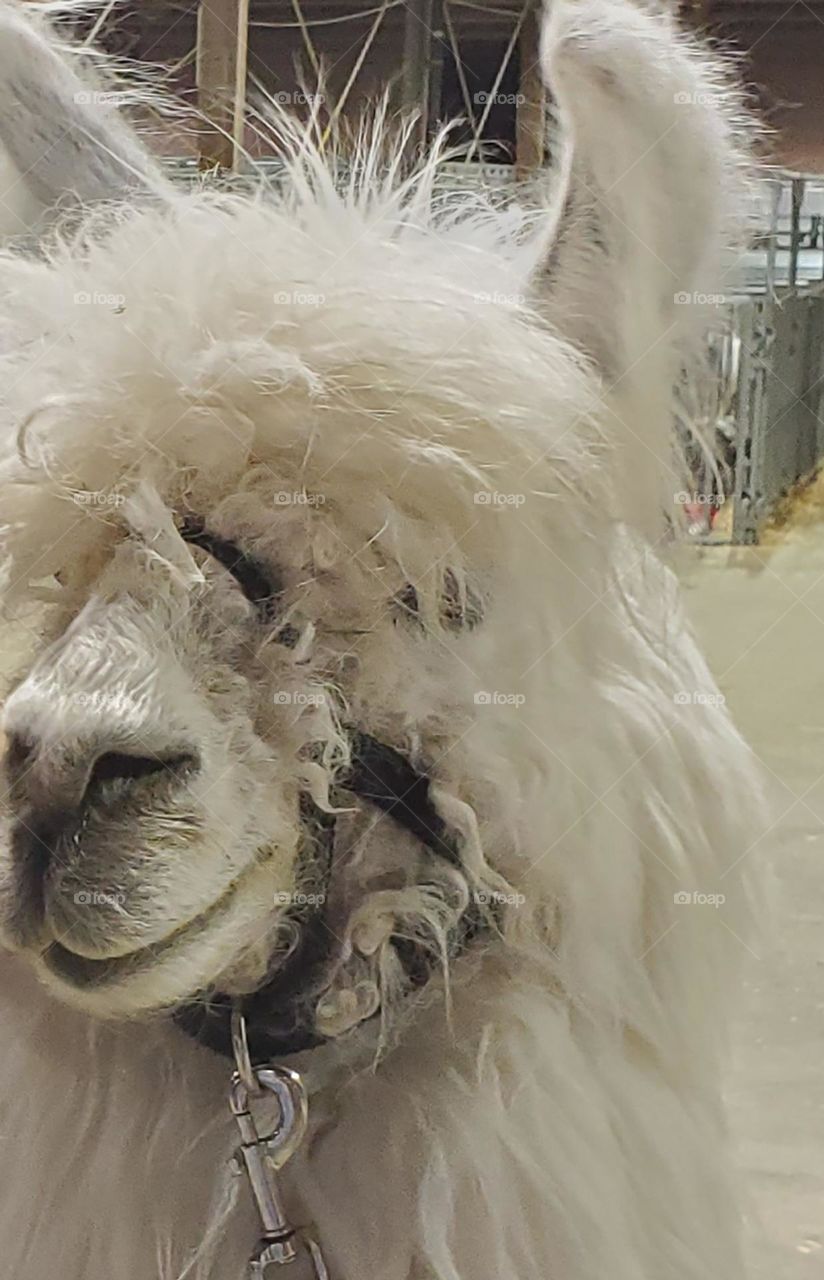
[731,291,824,542]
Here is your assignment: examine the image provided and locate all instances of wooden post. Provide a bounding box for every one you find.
[515,2,545,180]
[426,0,446,138]
[681,0,712,25]
[196,0,251,170]
[401,0,435,153]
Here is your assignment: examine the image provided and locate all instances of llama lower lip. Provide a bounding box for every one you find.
[44,940,154,987]
[42,874,248,988]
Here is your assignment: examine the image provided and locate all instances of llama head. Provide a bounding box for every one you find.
[0,181,599,1032]
[0,0,753,1052]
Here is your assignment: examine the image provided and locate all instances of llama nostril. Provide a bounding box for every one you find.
[2,733,200,820]
[87,750,200,793]
[2,730,36,780]
[1,731,41,810]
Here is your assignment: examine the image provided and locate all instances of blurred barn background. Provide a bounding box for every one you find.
[39,0,824,546]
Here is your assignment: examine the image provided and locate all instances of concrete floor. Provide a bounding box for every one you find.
[681,529,824,1277]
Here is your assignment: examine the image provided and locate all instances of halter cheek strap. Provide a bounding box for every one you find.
[173,730,482,1062]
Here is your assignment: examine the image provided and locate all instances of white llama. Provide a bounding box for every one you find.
[0,2,763,1278]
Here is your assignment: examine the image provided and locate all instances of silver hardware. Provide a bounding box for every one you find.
[231,1004,258,1096]
[230,1012,331,1279]
[303,1238,331,1280]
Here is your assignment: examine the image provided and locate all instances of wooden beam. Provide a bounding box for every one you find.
[196,0,250,171]
[515,2,545,180]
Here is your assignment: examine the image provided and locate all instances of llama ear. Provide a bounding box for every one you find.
[532,0,751,386]
[0,3,165,236]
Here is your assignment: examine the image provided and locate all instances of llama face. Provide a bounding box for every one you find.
[0,384,590,1040]
[0,373,593,1036]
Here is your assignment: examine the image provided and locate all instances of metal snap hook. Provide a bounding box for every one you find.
[229,1011,330,1278]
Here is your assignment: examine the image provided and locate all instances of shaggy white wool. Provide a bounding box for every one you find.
[0,2,765,1278]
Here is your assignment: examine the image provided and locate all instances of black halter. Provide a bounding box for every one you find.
[173,730,479,1061]
[172,519,482,1062]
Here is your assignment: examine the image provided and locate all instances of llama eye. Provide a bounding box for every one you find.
[178,518,281,619]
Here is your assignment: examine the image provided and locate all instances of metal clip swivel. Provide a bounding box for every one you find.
[229,1010,330,1279]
